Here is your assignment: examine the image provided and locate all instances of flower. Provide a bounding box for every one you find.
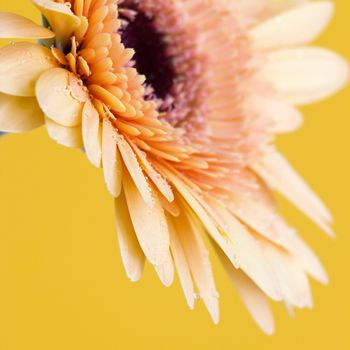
[0,0,348,334]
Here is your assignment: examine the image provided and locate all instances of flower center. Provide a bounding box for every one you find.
[119,5,175,100]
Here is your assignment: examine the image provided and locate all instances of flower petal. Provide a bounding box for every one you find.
[250,1,334,50]
[0,42,58,97]
[123,172,170,267]
[31,0,81,49]
[173,210,219,324]
[0,12,55,39]
[102,119,122,197]
[258,47,349,105]
[167,215,195,309]
[45,117,83,148]
[247,94,303,133]
[117,136,153,207]
[36,68,84,127]
[82,101,102,168]
[211,203,282,302]
[115,191,145,282]
[252,146,334,236]
[258,239,313,308]
[0,93,44,132]
[154,250,175,287]
[215,246,275,335]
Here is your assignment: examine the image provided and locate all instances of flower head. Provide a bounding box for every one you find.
[0,0,348,334]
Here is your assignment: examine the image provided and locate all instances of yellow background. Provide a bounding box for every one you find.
[0,0,349,349]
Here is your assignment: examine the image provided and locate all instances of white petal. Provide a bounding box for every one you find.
[31,0,80,49]
[102,119,122,197]
[247,94,303,133]
[36,68,84,127]
[259,47,349,105]
[0,12,55,39]
[215,246,275,335]
[0,93,44,132]
[123,173,170,266]
[0,42,58,97]
[250,1,334,50]
[252,146,334,236]
[45,117,82,148]
[115,191,145,282]
[82,101,102,168]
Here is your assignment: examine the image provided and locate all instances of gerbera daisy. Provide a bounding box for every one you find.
[0,0,348,334]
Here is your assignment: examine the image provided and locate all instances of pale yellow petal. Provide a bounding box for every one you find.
[252,146,334,236]
[123,172,170,266]
[31,0,81,49]
[115,191,145,282]
[0,92,44,132]
[45,117,83,148]
[102,119,122,197]
[167,215,195,309]
[131,143,174,202]
[258,239,313,308]
[211,203,282,302]
[0,42,58,97]
[215,245,275,335]
[247,94,303,133]
[117,136,153,207]
[154,250,175,287]
[36,68,83,127]
[259,47,349,105]
[173,210,219,324]
[82,101,102,168]
[250,1,334,50]
[0,12,55,39]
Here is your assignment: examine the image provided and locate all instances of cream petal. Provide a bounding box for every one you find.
[154,250,175,287]
[31,0,81,50]
[117,136,153,207]
[167,215,195,309]
[211,203,282,302]
[247,94,303,133]
[36,68,84,127]
[0,42,58,97]
[0,93,44,132]
[174,210,219,324]
[250,1,334,50]
[82,101,102,168]
[123,173,170,266]
[115,191,145,282]
[0,12,55,39]
[45,117,82,148]
[215,246,275,335]
[259,47,349,105]
[102,119,122,198]
[258,239,313,308]
[131,143,174,202]
[252,146,334,236]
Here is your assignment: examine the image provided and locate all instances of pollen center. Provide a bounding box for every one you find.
[120,5,175,100]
